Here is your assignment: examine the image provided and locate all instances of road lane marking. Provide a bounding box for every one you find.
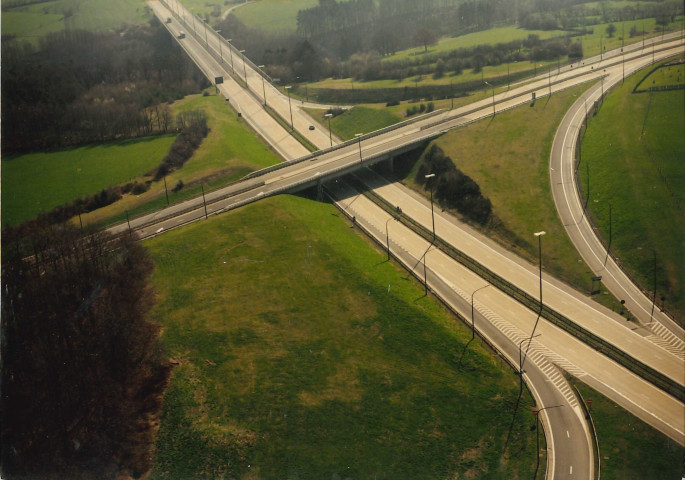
[567,430,570,438]
[570,465,573,475]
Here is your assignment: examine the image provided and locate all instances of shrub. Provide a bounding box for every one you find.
[172,180,184,193]
[131,182,149,195]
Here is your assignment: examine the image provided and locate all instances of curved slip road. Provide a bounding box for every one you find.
[549,50,685,352]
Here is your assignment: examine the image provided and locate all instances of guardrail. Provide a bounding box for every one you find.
[347,174,685,403]
[241,109,446,181]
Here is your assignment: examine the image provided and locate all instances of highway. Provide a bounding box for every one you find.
[142,1,685,476]
[549,60,685,347]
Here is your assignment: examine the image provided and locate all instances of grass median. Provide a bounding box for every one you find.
[146,194,541,479]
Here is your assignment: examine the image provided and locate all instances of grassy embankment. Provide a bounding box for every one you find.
[1,135,176,228]
[84,92,281,228]
[572,379,684,479]
[323,85,608,299]
[1,0,149,42]
[146,194,541,479]
[580,59,685,321]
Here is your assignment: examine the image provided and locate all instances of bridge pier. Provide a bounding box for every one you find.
[316,179,324,201]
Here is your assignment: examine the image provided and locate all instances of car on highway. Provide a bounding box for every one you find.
[308,125,315,130]
[178,31,185,39]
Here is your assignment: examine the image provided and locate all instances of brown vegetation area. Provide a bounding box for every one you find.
[1,225,172,479]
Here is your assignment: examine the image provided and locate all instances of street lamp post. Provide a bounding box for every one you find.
[216,30,223,63]
[258,65,267,106]
[190,9,196,34]
[385,215,398,261]
[355,133,363,165]
[203,19,208,46]
[285,86,294,130]
[424,173,436,240]
[484,81,495,116]
[471,284,490,340]
[532,405,564,473]
[534,231,546,307]
[519,334,541,393]
[227,39,234,72]
[239,49,247,86]
[324,113,333,147]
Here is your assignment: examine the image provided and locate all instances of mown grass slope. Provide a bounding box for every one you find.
[580,59,685,321]
[146,194,540,479]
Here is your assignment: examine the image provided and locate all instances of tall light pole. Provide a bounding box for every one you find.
[216,30,223,63]
[548,65,552,97]
[424,173,436,240]
[519,334,541,394]
[285,86,294,130]
[484,80,495,116]
[385,215,398,261]
[534,231,546,307]
[190,8,196,34]
[203,19,208,46]
[533,405,564,474]
[239,49,247,86]
[324,113,333,147]
[227,39,234,73]
[471,284,490,339]
[258,65,267,106]
[355,133,363,165]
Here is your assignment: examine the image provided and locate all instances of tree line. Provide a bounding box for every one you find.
[1,224,171,480]
[220,0,681,87]
[1,17,209,153]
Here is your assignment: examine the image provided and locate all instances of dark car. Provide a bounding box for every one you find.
[308,125,315,130]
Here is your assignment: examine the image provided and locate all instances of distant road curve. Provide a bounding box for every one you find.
[549,48,685,348]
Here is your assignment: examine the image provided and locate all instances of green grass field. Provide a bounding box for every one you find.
[635,62,685,90]
[85,91,282,227]
[1,135,176,227]
[572,380,684,479]
[1,0,149,42]
[145,194,541,479]
[408,85,605,297]
[385,26,566,62]
[576,17,685,58]
[580,60,685,321]
[308,106,403,141]
[232,0,318,33]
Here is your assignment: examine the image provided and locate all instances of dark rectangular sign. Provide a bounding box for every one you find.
[215,76,224,85]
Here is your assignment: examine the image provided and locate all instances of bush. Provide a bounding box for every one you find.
[131,182,149,195]
[171,180,184,193]
[426,102,435,113]
[386,100,400,107]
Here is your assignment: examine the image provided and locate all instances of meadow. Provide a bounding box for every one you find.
[1,135,176,227]
[1,0,149,43]
[146,194,540,479]
[85,91,282,227]
[580,59,685,321]
[232,0,319,33]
